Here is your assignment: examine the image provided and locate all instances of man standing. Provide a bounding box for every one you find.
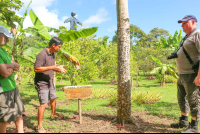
[0,25,25,133]
[34,37,66,133]
[169,15,200,133]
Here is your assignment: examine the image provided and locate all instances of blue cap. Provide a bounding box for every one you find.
[178,15,197,23]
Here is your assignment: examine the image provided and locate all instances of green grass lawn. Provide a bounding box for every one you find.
[17,74,197,132]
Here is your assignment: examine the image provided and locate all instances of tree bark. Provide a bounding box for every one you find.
[116,0,132,124]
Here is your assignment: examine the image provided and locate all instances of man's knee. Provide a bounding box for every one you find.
[39,103,48,109]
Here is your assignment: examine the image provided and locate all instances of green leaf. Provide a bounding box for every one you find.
[23,46,44,56]
[150,67,161,74]
[151,55,162,65]
[58,27,98,42]
[167,67,178,79]
[29,9,51,40]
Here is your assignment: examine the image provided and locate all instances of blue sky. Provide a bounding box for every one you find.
[17,0,200,42]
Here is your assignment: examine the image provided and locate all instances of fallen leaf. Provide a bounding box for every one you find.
[108,102,112,107]
[105,119,112,124]
[117,126,125,129]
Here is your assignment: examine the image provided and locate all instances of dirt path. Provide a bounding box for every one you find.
[6,110,183,133]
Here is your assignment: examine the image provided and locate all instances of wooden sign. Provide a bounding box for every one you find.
[64,85,92,99]
[64,85,93,124]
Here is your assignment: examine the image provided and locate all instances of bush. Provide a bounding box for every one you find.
[155,74,177,83]
[131,91,161,104]
[92,88,117,99]
[93,88,162,105]
[165,75,177,83]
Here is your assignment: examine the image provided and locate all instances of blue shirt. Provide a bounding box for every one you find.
[64,17,82,30]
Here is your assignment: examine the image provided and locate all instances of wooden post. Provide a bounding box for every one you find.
[64,85,92,124]
[78,99,82,124]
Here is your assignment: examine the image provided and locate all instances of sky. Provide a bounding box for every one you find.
[16,0,200,42]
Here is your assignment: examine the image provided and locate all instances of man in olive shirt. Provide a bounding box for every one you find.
[170,15,200,133]
[0,25,25,133]
[34,37,66,133]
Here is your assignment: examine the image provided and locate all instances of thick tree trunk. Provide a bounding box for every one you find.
[116,0,132,124]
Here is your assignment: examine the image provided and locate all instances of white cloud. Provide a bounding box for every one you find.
[21,0,56,8]
[83,8,111,27]
[108,25,117,32]
[19,0,71,32]
[23,6,70,30]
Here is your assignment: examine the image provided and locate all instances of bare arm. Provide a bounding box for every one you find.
[34,66,54,73]
[0,63,14,78]
[34,65,66,73]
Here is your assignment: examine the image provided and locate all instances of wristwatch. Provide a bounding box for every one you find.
[14,63,17,68]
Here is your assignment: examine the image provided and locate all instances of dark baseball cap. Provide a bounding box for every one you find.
[178,15,197,23]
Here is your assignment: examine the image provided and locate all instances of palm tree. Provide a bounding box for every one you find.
[150,56,178,86]
[116,0,133,125]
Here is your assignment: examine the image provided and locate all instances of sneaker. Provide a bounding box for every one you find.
[181,123,199,133]
[50,113,64,119]
[170,118,189,128]
[35,126,46,133]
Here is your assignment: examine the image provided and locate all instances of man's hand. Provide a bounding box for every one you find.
[52,65,66,73]
[11,61,20,71]
[194,74,200,86]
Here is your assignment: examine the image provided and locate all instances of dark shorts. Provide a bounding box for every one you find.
[36,87,57,104]
[177,73,200,118]
[0,88,25,123]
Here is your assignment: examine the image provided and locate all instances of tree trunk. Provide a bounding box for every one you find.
[116,0,132,124]
[163,72,165,87]
[20,39,24,55]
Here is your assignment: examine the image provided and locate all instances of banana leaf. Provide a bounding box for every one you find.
[29,9,51,40]
[58,27,98,42]
[151,56,162,65]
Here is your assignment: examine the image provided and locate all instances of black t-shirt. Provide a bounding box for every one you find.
[34,48,55,90]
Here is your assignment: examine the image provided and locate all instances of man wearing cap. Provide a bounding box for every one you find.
[0,25,25,133]
[170,15,200,133]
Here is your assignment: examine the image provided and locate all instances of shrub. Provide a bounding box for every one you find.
[155,74,177,83]
[165,75,177,83]
[92,88,117,99]
[131,91,161,105]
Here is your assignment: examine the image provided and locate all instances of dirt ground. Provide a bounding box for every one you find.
[6,110,183,133]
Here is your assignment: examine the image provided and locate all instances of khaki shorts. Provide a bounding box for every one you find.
[0,88,25,123]
[37,88,57,104]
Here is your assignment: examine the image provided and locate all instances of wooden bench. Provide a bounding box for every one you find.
[64,85,92,124]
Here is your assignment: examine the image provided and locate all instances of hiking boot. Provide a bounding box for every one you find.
[170,118,189,128]
[181,123,199,133]
[35,126,46,133]
[50,113,64,119]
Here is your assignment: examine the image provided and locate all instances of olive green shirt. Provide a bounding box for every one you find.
[0,47,17,93]
[176,29,200,74]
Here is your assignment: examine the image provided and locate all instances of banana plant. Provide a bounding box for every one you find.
[150,55,178,86]
[23,9,98,69]
[156,30,183,51]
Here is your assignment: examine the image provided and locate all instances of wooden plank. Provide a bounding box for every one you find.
[64,85,92,99]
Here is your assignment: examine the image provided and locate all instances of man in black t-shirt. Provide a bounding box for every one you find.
[34,37,66,133]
